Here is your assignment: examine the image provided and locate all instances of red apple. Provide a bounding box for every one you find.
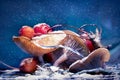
[33,23,52,35]
[19,26,35,39]
[19,57,38,73]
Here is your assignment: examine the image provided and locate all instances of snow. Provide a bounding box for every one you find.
[0,64,120,80]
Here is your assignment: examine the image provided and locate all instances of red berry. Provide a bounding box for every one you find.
[19,26,35,39]
[43,52,53,63]
[33,23,52,35]
[19,58,38,73]
[85,39,94,52]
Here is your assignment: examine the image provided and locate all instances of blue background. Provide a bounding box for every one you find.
[0,0,120,69]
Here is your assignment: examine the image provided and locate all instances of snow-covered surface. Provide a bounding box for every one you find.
[0,64,120,80]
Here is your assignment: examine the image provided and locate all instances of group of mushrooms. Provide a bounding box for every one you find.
[12,23,110,73]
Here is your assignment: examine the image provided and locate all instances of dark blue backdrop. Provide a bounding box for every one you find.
[0,0,120,69]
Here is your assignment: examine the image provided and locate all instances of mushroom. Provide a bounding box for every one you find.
[69,48,110,73]
[13,30,89,67]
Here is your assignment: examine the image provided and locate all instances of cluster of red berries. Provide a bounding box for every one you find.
[19,23,52,39]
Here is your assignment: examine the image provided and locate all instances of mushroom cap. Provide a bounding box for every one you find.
[69,48,110,73]
[13,30,66,56]
[13,30,89,57]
